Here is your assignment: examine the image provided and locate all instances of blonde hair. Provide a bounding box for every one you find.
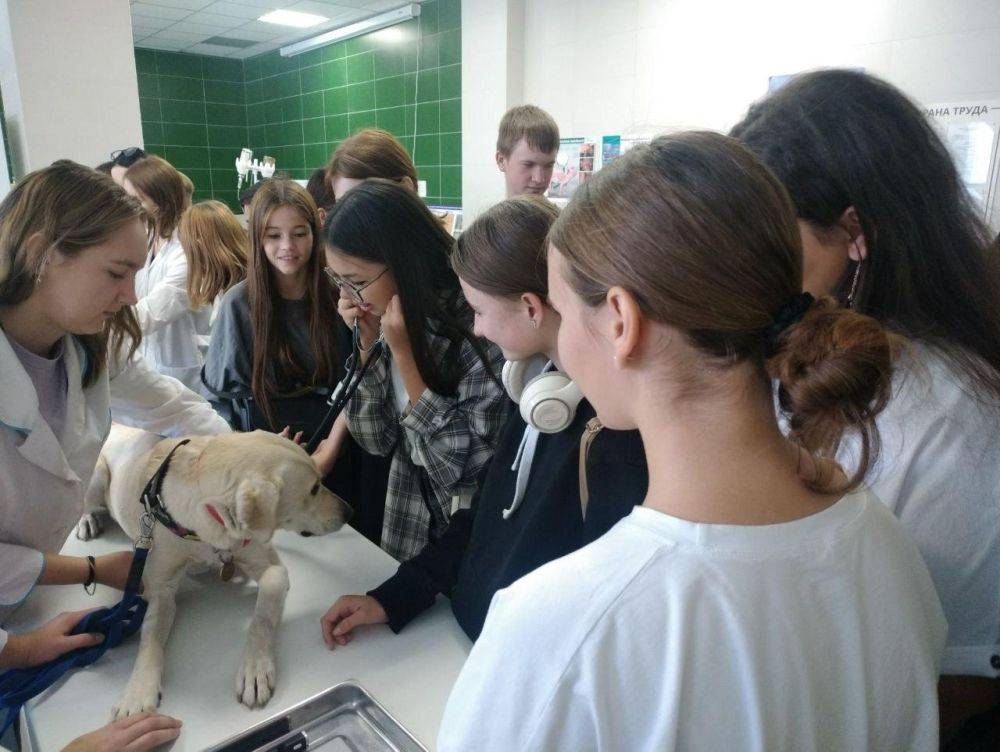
[124,155,191,240]
[0,160,143,385]
[178,201,247,310]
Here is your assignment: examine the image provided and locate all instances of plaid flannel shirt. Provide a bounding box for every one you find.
[346,331,506,560]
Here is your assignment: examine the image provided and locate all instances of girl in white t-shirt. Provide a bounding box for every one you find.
[732,69,1000,739]
[437,132,946,752]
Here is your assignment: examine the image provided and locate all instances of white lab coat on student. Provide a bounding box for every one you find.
[0,329,230,651]
[134,233,211,392]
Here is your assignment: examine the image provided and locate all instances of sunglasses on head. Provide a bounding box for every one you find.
[110,147,147,167]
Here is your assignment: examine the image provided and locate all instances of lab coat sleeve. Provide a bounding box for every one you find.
[109,351,231,436]
[0,543,46,653]
[133,248,192,336]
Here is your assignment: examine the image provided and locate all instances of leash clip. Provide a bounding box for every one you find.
[136,512,155,550]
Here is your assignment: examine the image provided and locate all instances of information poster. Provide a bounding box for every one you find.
[602,135,621,166]
[925,100,1000,229]
[549,137,596,199]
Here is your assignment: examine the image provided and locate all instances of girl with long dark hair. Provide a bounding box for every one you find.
[731,69,1000,736]
[317,179,506,560]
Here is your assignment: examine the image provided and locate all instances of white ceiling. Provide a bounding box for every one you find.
[130,0,418,59]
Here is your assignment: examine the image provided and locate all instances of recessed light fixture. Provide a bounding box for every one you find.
[258,9,328,28]
[280,3,419,57]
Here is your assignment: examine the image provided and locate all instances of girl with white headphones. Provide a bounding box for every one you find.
[320,196,647,645]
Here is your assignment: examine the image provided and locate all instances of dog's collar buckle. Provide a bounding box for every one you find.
[138,439,202,543]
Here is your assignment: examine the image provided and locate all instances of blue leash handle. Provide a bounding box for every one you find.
[0,546,150,734]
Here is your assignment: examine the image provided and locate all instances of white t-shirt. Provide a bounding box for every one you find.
[438,491,946,752]
[837,345,1000,677]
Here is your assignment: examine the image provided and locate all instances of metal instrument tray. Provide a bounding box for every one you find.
[206,681,428,752]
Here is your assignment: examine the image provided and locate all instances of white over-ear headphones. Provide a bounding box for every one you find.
[502,358,583,433]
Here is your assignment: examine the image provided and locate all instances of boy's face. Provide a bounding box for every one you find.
[496,139,557,197]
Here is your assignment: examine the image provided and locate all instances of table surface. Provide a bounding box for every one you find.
[7,524,471,751]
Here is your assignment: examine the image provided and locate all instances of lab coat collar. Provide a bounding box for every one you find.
[0,329,84,482]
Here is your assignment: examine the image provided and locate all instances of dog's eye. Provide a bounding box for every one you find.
[309,482,320,496]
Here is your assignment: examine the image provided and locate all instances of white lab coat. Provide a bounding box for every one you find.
[0,329,230,651]
[134,234,212,392]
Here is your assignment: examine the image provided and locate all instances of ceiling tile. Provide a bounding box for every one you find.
[141,0,215,8]
[185,10,250,27]
[148,29,212,42]
[131,3,193,21]
[187,43,240,56]
[138,39,187,51]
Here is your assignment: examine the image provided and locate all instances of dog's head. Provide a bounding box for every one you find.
[166,431,351,548]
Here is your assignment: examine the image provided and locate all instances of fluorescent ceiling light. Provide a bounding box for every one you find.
[259,9,328,28]
[280,3,419,57]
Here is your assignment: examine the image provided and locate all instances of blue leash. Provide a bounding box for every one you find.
[0,526,153,734]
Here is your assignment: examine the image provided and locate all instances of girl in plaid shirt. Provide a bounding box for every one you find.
[315,179,506,560]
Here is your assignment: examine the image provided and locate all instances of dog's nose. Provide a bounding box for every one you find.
[299,531,314,537]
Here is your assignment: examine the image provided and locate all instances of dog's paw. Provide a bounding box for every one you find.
[236,648,276,708]
[112,677,161,720]
[76,511,105,541]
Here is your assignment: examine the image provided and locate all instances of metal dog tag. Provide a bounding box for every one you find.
[220,560,235,582]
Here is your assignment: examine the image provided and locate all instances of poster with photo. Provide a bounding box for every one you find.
[549,137,596,198]
[602,135,622,167]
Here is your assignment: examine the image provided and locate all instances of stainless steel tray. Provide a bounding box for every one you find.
[206,681,428,752]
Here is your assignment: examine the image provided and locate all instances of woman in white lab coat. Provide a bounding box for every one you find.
[0,161,228,748]
[122,155,211,392]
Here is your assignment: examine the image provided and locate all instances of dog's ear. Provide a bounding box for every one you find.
[235,475,280,532]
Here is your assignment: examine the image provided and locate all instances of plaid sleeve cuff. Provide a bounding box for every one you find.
[400,387,454,435]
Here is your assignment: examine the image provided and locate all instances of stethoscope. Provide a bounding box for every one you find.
[304,320,385,455]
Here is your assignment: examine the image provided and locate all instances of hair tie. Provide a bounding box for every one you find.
[764,292,814,357]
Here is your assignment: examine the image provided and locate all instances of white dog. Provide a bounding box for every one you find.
[78,425,350,719]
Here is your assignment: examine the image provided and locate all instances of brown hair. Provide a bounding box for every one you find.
[0,160,143,386]
[452,195,558,298]
[124,155,191,240]
[247,179,340,426]
[306,167,336,212]
[178,201,247,310]
[325,128,418,192]
[550,131,897,493]
[496,105,560,156]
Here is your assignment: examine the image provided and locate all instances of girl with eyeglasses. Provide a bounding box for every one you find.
[319,196,646,647]
[317,179,506,561]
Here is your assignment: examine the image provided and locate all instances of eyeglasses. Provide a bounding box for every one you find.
[110,147,147,167]
[324,266,389,304]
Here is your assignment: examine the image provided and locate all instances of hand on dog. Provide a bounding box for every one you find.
[61,713,181,752]
[321,595,387,648]
[96,551,143,592]
[279,426,305,445]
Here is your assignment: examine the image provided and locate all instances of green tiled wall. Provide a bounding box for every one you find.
[244,0,461,206]
[135,48,247,210]
[134,0,461,210]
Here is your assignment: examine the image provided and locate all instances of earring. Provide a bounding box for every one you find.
[529,319,539,329]
[846,260,863,309]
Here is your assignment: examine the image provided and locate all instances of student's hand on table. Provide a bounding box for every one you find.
[380,295,410,358]
[1,609,104,668]
[321,595,387,647]
[61,713,182,752]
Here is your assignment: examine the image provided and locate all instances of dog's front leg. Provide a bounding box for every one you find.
[111,561,186,720]
[235,546,289,708]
